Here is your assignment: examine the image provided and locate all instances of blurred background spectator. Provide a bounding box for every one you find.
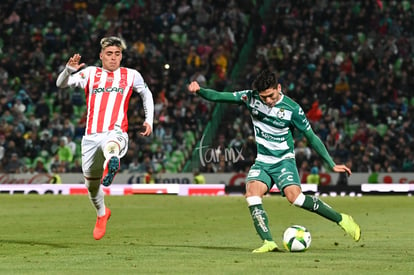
[306,166,320,184]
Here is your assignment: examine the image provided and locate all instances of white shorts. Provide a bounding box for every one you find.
[81,130,129,178]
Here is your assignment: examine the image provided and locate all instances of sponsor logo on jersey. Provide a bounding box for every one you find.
[261,116,286,127]
[92,87,124,94]
[255,127,285,142]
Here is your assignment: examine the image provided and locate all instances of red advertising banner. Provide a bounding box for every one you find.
[1,172,413,186]
[0,184,223,196]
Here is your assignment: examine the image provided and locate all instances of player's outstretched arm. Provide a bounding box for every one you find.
[332,164,352,176]
[66,53,86,71]
[56,53,85,88]
[188,81,242,103]
[188,81,200,94]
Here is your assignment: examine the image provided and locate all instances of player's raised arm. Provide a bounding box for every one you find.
[56,53,86,88]
[188,81,201,94]
[332,164,352,176]
[66,53,86,71]
[188,82,243,103]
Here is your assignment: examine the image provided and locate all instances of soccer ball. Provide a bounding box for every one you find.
[282,225,311,252]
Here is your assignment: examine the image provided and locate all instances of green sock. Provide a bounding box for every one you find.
[248,204,273,241]
[301,195,342,223]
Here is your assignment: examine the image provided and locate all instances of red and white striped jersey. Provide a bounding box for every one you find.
[66,66,154,135]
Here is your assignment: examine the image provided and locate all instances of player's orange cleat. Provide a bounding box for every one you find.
[93,208,111,240]
[101,156,120,186]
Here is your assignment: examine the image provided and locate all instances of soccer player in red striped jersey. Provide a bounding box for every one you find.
[56,36,154,240]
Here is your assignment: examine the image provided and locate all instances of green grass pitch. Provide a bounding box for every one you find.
[0,194,413,274]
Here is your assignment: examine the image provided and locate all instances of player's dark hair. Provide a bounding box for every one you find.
[252,69,278,92]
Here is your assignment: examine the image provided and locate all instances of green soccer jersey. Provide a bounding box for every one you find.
[197,88,335,168]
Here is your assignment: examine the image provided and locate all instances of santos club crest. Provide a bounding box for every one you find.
[277,108,285,118]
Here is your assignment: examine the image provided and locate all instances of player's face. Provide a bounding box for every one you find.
[258,84,281,107]
[100,46,122,71]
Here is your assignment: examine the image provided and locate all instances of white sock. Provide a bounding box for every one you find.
[246,196,262,206]
[292,193,306,207]
[85,178,105,216]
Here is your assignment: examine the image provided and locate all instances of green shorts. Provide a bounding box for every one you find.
[246,158,300,196]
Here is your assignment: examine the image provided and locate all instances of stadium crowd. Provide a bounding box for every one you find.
[0,0,254,174]
[207,0,414,175]
[0,0,413,177]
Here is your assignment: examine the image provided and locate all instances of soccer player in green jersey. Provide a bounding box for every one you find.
[188,69,361,253]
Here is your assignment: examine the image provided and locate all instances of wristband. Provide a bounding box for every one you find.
[65,65,77,74]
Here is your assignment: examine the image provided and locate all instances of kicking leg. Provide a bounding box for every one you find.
[101,140,121,186]
[284,185,361,241]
